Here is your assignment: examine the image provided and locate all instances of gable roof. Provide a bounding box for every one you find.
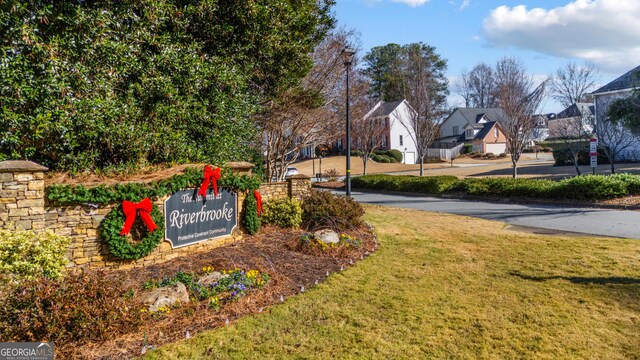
[366,100,405,118]
[458,121,501,142]
[443,107,507,127]
[556,103,595,119]
[592,65,640,94]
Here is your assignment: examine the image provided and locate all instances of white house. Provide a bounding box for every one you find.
[360,99,419,164]
[592,65,640,161]
[548,103,594,139]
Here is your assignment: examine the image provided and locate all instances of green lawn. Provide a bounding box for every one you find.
[146,205,640,359]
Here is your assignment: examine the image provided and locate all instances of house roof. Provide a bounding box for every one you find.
[444,107,507,127]
[367,100,405,118]
[592,65,640,94]
[459,121,499,142]
[556,103,595,119]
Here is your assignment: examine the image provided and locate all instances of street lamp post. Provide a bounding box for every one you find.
[342,46,356,197]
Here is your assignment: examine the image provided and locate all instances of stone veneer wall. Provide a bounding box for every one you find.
[258,174,312,202]
[0,161,311,270]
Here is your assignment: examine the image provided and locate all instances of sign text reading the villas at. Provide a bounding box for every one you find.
[164,189,237,248]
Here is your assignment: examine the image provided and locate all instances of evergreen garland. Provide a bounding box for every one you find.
[47,167,260,205]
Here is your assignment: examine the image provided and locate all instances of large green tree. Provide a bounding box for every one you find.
[0,0,334,171]
[362,42,449,174]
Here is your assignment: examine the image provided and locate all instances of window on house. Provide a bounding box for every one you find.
[399,135,403,146]
[466,129,474,139]
[494,128,498,137]
[382,135,388,147]
[453,126,459,136]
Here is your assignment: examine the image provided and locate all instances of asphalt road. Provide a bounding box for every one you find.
[341,190,640,239]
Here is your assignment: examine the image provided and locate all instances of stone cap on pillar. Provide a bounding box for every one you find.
[225,161,254,175]
[287,174,311,180]
[0,160,49,173]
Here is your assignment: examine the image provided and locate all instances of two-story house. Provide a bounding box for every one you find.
[339,99,418,164]
[436,108,508,154]
[592,64,640,161]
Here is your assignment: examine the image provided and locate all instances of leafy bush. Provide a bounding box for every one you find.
[0,270,143,343]
[243,193,261,235]
[1,1,333,171]
[463,144,473,154]
[0,227,70,283]
[262,198,303,228]
[301,190,364,231]
[352,173,640,201]
[351,174,459,194]
[552,143,609,166]
[387,149,403,162]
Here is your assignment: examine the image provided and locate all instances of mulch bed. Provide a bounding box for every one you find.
[63,224,377,359]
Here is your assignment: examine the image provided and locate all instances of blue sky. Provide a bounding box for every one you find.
[334,0,640,113]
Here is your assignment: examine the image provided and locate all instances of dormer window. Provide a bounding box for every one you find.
[466,129,474,139]
[494,127,498,138]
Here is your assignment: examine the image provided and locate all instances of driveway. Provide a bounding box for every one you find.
[343,190,640,239]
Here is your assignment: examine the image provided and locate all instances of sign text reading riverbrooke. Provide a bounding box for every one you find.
[164,189,237,248]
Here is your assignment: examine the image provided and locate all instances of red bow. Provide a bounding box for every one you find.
[198,165,221,198]
[120,198,157,235]
[254,190,263,217]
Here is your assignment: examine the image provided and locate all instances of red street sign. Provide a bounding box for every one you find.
[590,138,597,142]
[589,152,598,156]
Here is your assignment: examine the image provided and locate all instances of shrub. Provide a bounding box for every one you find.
[555,175,628,200]
[262,198,303,228]
[243,193,261,235]
[322,169,340,181]
[351,174,459,194]
[301,190,364,231]
[463,144,473,154]
[387,149,403,162]
[0,270,143,344]
[0,227,70,283]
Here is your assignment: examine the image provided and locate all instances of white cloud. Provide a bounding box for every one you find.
[391,0,430,7]
[460,0,470,10]
[482,0,640,73]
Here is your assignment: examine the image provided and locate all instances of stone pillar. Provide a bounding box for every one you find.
[0,160,48,231]
[287,174,311,200]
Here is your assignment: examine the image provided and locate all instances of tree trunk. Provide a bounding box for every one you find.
[572,154,581,175]
[512,159,518,179]
[362,156,368,176]
[419,156,425,176]
[611,159,616,174]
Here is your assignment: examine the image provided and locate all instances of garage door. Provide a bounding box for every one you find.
[485,143,506,155]
[404,152,416,164]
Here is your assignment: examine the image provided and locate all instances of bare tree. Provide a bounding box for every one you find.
[456,63,496,108]
[548,110,594,175]
[468,63,496,108]
[259,30,354,181]
[400,43,448,176]
[455,69,472,107]
[493,58,548,178]
[350,111,386,175]
[596,97,638,174]
[551,63,599,108]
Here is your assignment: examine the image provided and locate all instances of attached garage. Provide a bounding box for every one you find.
[403,151,416,164]
[485,143,506,154]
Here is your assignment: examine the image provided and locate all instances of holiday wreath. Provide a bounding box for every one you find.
[100,198,165,260]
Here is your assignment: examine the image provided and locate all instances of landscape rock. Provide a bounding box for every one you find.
[198,271,229,286]
[141,282,190,312]
[314,229,339,244]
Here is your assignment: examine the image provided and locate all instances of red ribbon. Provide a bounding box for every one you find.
[254,190,263,217]
[120,198,157,236]
[198,165,221,198]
